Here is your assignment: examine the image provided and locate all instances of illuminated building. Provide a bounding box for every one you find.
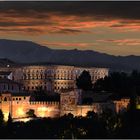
[6,65,109,92]
[0,90,130,121]
[0,92,60,121]
[0,78,22,93]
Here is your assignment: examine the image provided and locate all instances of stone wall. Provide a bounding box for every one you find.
[0,97,130,121]
[1,99,60,120]
[113,98,130,113]
[0,90,131,121]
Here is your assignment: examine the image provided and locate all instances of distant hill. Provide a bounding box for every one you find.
[0,58,19,67]
[0,39,140,71]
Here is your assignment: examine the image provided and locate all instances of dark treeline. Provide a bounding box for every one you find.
[76,70,93,91]
[1,106,140,138]
[94,70,140,98]
[30,87,60,102]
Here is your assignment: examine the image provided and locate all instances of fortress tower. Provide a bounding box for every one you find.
[1,93,12,121]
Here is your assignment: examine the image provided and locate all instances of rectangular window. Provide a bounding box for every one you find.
[3,85,5,90]
[12,85,14,90]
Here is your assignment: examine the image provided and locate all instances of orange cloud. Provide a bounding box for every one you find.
[98,39,140,46]
[110,19,140,32]
[41,41,97,48]
[0,9,140,35]
[0,12,93,35]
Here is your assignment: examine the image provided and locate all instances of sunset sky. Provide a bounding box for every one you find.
[0,1,140,56]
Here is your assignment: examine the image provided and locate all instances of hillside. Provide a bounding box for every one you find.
[0,39,140,71]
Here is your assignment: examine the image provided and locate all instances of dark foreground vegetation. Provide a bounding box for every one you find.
[94,70,140,97]
[0,104,140,139]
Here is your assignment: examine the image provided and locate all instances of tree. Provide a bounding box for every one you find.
[93,71,140,98]
[76,70,93,91]
[82,97,93,105]
[86,111,98,119]
[31,87,47,101]
[100,108,121,137]
[0,109,4,126]
[5,113,13,138]
[7,113,12,125]
[128,87,137,111]
[26,109,36,118]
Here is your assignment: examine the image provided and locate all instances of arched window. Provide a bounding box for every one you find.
[11,85,13,90]
[8,84,9,90]
[3,84,5,90]
[40,74,43,79]
[4,97,7,101]
[44,86,46,90]
[36,74,38,79]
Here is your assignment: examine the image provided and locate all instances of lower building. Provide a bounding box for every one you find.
[0,89,130,121]
[0,92,60,121]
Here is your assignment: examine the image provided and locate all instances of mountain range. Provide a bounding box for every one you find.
[0,39,140,72]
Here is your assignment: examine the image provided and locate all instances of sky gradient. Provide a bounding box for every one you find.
[0,1,140,56]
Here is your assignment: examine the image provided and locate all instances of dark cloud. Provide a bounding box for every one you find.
[110,24,126,28]
[0,21,52,27]
[0,28,42,33]
[0,2,140,20]
[53,28,89,34]
[0,2,140,35]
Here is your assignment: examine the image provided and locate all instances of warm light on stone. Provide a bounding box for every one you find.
[136,104,140,109]
[0,90,131,120]
[17,108,25,117]
[37,107,51,117]
[3,112,9,121]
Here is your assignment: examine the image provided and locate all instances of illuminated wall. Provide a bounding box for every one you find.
[65,103,114,117]
[60,90,130,117]
[0,92,130,120]
[60,90,114,117]
[0,93,12,121]
[1,102,11,121]
[21,65,75,92]
[10,101,60,119]
[21,65,53,91]
[113,99,130,113]
[0,93,60,120]
[76,105,94,116]
[60,90,81,116]
[29,102,60,118]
